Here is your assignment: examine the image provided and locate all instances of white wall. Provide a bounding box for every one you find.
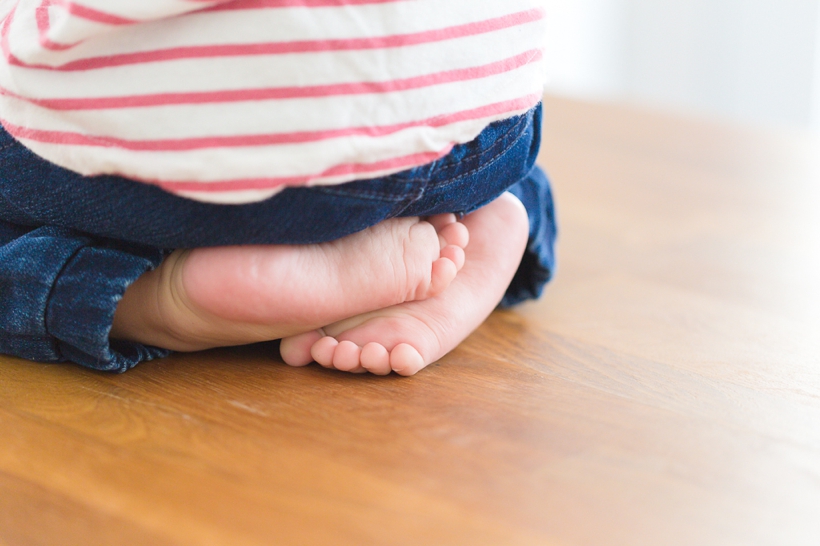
[813,5,820,128]
[539,0,820,129]
[541,0,627,99]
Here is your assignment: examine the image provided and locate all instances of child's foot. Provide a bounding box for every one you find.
[112,215,468,351]
[280,193,530,375]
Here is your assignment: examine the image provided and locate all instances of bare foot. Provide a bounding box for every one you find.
[111,214,468,351]
[280,192,530,375]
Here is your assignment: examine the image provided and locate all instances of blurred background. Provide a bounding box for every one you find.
[537,0,820,130]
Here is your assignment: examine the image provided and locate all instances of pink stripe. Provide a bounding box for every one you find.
[1,49,542,110]
[53,0,401,24]
[60,2,136,25]
[0,5,15,61]
[0,94,539,151]
[65,2,139,26]
[155,147,454,192]
[32,0,135,53]
[5,8,543,71]
[29,0,142,54]
[206,0,408,10]
[6,0,480,58]
[23,0,374,57]
[36,1,74,51]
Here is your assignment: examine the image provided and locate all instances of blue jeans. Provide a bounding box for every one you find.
[0,105,556,372]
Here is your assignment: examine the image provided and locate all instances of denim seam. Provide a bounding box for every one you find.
[315,189,412,201]
[387,181,430,218]
[436,122,522,194]
[317,113,530,202]
[430,112,528,174]
[314,176,428,201]
[433,115,531,190]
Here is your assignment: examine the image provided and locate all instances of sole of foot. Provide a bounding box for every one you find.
[280,192,530,376]
[113,214,468,352]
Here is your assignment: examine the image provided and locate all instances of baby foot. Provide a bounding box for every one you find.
[280,193,530,375]
[112,214,468,352]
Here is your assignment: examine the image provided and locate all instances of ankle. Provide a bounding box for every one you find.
[111,260,169,347]
[111,250,209,352]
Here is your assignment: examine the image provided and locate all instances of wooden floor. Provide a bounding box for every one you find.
[2,96,820,546]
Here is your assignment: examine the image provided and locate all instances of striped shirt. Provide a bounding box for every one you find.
[0,0,546,203]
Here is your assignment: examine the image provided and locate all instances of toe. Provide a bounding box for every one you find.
[439,244,465,271]
[280,330,323,367]
[361,342,391,375]
[390,343,426,376]
[426,213,458,231]
[428,256,458,296]
[332,340,363,372]
[438,221,469,249]
[311,336,339,368]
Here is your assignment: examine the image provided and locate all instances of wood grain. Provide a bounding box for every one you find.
[2,96,819,545]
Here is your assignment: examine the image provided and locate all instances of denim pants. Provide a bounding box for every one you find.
[0,105,557,372]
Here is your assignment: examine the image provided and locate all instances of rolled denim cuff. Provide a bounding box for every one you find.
[0,223,169,371]
[500,164,558,308]
[45,239,170,372]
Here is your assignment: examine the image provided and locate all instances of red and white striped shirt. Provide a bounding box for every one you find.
[0,0,546,203]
